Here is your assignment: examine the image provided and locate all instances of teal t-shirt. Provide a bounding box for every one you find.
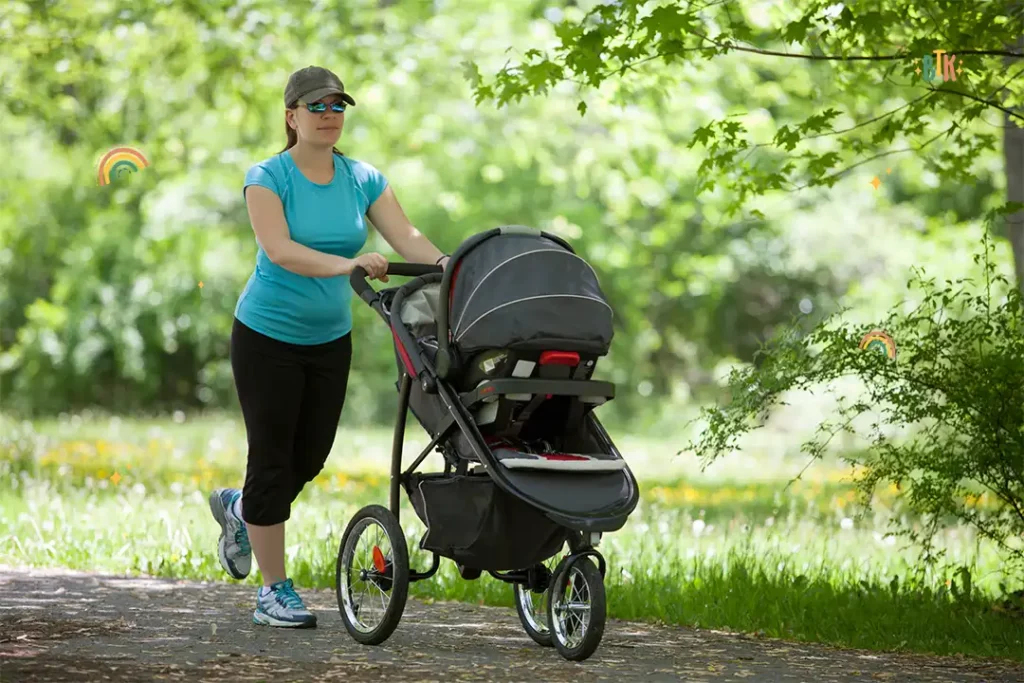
[235,150,388,345]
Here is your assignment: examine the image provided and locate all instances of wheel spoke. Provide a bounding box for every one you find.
[336,508,409,647]
[341,518,397,633]
[552,565,594,650]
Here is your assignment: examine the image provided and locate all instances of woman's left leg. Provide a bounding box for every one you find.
[291,332,353,501]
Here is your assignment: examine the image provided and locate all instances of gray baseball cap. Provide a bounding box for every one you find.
[284,66,356,107]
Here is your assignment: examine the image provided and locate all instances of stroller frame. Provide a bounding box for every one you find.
[335,226,639,661]
[387,367,612,586]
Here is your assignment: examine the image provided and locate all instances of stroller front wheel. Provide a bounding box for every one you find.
[546,556,606,661]
[335,504,410,646]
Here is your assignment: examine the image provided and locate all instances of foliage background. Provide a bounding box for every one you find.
[0,0,1018,440]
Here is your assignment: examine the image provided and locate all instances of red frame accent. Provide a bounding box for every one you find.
[539,350,580,366]
[541,453,590,461]
[392,328,417,377]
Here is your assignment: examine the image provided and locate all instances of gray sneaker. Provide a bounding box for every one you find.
[253,578,317,628]
[209,488,251,580]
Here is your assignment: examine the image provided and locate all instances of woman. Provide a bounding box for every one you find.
[209,65,450,629]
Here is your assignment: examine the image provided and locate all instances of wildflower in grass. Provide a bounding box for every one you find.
[692,519,706,536]
[841,517,854,530]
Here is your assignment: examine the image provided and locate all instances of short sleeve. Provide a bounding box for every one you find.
[243,162,281,199]
[358,161,389,206]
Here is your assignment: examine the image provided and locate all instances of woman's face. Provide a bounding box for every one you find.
[288,94,346,147]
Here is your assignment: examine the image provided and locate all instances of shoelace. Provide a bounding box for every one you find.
[229,493,252,555]
[234,526,251,555]
[274,581,306,610]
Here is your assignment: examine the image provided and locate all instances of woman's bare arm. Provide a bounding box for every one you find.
[245,185,354,278]
[366,186,446,265]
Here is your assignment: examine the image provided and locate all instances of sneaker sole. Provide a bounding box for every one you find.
[209,491,249,580]
[253,609,317,629]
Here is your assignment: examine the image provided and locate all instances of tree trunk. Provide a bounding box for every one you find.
[1005,26,1024,294]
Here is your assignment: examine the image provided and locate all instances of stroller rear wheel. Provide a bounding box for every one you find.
[335,505,409,646]
[547,556,606,661]
[513,555,562,647]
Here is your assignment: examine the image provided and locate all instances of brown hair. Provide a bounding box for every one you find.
[281,105,344,156]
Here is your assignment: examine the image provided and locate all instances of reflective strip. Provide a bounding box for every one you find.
[499,225,537,236]
[498,457,626,472]
[453,249,601,334]
[455,294,613,343]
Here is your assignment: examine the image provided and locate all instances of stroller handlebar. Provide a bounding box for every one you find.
[351,263,444,305]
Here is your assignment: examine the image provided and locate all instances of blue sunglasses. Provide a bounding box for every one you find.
[302,101,346,113]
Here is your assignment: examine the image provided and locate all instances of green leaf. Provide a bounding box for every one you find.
[461,59,482,87]
[641,4,696,39]
[780,15,815,44]
[688,124,716,149]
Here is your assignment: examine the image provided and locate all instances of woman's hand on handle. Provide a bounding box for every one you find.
[352,253,389,282]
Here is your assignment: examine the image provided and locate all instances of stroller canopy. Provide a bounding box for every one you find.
[448,230,614,355]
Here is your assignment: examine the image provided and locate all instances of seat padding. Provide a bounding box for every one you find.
[492,447,625,472]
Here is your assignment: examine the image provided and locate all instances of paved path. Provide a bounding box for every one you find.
[0,567,1020,682]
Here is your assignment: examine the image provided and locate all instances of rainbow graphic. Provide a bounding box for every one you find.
[97,146,149,186]
[859,329,897,361]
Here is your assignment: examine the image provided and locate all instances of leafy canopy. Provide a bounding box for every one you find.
[468,0,1024,216]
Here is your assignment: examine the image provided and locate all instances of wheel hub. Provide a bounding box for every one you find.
[527,563,552,593]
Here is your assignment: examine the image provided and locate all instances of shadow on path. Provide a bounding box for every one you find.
[1,566,1020,682]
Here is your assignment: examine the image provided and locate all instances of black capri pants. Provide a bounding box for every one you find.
[230,318,352,526]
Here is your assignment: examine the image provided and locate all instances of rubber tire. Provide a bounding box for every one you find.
[546,557,606,662]
[513,582,554,647]
[335,504,410,646]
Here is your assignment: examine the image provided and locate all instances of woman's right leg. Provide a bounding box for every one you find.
[216,321,319,630]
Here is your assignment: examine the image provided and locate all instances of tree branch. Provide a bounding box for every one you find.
[935,86,1024,121]
[788,126,953,192]
[694,33,1024,62]
[597,46,702,79]
[750,92,937,150]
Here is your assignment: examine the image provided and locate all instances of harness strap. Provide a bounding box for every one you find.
[500,393,547,440]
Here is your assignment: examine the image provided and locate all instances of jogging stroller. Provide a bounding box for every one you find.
[334,226,639,662]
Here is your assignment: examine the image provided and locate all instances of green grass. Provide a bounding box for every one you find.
[2,412,1023,661]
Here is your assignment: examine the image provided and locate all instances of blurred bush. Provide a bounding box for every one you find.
[692,219,1024,569]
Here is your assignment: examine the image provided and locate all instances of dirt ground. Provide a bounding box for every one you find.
[1,566,1021,683]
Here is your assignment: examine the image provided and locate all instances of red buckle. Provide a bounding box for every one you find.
[539,351,579,366]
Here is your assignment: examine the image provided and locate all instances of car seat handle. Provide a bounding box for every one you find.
[350,263,442,306]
